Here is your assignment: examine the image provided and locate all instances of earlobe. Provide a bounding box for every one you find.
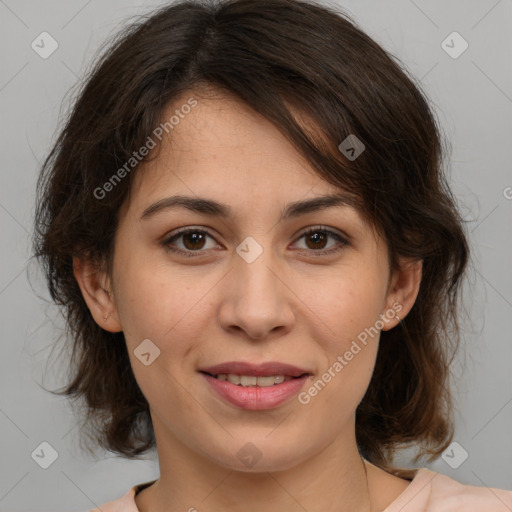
[72,257,122,332]
[382,258,422,331]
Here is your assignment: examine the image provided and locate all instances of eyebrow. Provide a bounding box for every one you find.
[140,193,357,221]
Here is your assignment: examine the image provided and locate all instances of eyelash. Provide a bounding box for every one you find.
[161,225,349,258]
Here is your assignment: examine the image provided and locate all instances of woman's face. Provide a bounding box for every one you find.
[83,90,417,472]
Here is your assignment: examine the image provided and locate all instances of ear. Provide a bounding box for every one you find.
[381,258,422,331]
[72,257,122,333]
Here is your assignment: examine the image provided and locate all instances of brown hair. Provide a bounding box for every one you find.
[33,0,469,475]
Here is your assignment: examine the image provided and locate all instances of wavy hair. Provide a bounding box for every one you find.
[33,0,469,476]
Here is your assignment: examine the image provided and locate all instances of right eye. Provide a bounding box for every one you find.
[162,228,221,257]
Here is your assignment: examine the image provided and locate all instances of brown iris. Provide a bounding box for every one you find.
[304,231,328,250]
[182,232,207,250]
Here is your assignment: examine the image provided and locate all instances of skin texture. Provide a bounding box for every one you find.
[74,89,422,512]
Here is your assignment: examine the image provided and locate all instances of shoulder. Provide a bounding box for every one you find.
[427,469,512,511]
[87,479,157,512]
[87,487,137,512]
[387,467,512,512]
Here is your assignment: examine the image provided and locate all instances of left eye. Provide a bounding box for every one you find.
[162,226,348,258]
[163,229,220,255]
[294,227,348,254]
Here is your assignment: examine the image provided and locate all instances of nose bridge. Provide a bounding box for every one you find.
[219,234,295,339]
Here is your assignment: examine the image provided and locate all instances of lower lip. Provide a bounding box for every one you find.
[201,373,310,410]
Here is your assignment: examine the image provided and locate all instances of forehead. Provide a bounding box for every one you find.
[115,89,383,252]
[129,90,343,209]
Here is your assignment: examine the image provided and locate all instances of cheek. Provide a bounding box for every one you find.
[305,268,387,349]
[294,268,385,407]
[113,255,219,358]
[113,260,218,416]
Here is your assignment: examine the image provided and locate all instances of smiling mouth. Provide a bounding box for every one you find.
[200,372,308,387]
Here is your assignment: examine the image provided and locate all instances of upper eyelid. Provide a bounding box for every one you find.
[164,225,350,248]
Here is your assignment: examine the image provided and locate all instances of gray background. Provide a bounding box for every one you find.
[1,0,511,510]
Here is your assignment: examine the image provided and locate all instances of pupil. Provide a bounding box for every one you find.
[182,231,327,251]
[307,231,326,249]
[184,232,205,250]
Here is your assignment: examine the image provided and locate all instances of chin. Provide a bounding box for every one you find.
[203,436,315,474]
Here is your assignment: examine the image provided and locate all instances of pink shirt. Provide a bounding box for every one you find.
[89,468,512,511]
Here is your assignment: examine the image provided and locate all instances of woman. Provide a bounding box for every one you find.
[33,0,512,510]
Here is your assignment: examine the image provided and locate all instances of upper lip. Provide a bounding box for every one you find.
[199,361,311,377]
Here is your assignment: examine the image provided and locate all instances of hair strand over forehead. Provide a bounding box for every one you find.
[33,0,469,476]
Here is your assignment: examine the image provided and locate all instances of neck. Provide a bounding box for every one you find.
[135,415,372,512]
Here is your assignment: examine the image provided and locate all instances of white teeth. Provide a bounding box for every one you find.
[214,374,295,387]
[257,376,279,386]
[240,375,257,386]
[228,373,240,385]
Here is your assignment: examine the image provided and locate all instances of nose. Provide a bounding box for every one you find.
[218,246,295,341]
